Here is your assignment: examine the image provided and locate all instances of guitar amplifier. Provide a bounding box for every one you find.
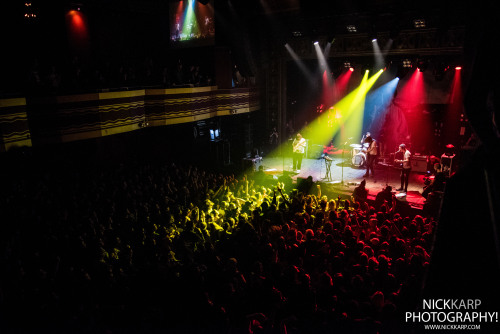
[412,155,428,173]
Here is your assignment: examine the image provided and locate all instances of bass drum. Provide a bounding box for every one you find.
[352,152,366,167]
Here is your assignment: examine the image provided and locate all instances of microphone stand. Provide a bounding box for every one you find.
[340,141,348,186]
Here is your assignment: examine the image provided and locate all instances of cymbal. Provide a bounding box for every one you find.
[350,144,362,148]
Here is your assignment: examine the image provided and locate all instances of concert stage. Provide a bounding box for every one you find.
[259,155,429,211]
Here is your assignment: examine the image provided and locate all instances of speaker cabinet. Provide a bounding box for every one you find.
[412,155,428,173]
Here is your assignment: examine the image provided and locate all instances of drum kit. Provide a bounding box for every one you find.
[350,143,369,167]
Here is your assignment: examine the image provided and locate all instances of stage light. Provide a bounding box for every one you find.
[433,63,449,81]
[402,59,412,68]
[417,59,428,72]
[455,66,462,70]
[372,38,377,42]
[346,25,357,33]
[69,2,83,11]
[413,19,426,28]
[66,7,89,53]
[444,144,455,157]
[327,33,336,44]
[350,67,354,72]
[314,41,319,45]
[24,2,37,19]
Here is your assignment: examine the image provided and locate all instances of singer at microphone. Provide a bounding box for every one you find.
[394,143,411,192]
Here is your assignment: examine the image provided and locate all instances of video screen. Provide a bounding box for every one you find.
[169,0,215,47]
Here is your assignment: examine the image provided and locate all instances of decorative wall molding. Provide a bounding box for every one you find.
[0,87,259,151]
[0,98,31,152]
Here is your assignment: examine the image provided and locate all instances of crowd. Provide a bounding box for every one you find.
[22,56,215,97]
[0,155,435,334]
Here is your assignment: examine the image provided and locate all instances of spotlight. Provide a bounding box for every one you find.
[343,61,355,72]
[455,66,462,70]
[433,63,449,81]
[444,144,455,157]
[417,59,428,72]
[69,2,83,12]
[314,41,319,45]
[372,38,377,42]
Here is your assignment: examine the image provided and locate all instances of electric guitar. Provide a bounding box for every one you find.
[394,151,404,168]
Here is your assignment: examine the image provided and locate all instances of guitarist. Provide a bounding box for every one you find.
[394,143,411,192]
[292,133,307,172]
[363,134,378,177]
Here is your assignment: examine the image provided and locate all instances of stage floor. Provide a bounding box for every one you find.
[259,155,428,210]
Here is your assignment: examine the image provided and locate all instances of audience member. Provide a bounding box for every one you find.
[0,156,435,333]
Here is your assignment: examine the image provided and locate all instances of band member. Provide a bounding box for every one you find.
[363,134,378,177]
[394,143,411,192]
[292,133,307,172]
[360,132,371,145]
